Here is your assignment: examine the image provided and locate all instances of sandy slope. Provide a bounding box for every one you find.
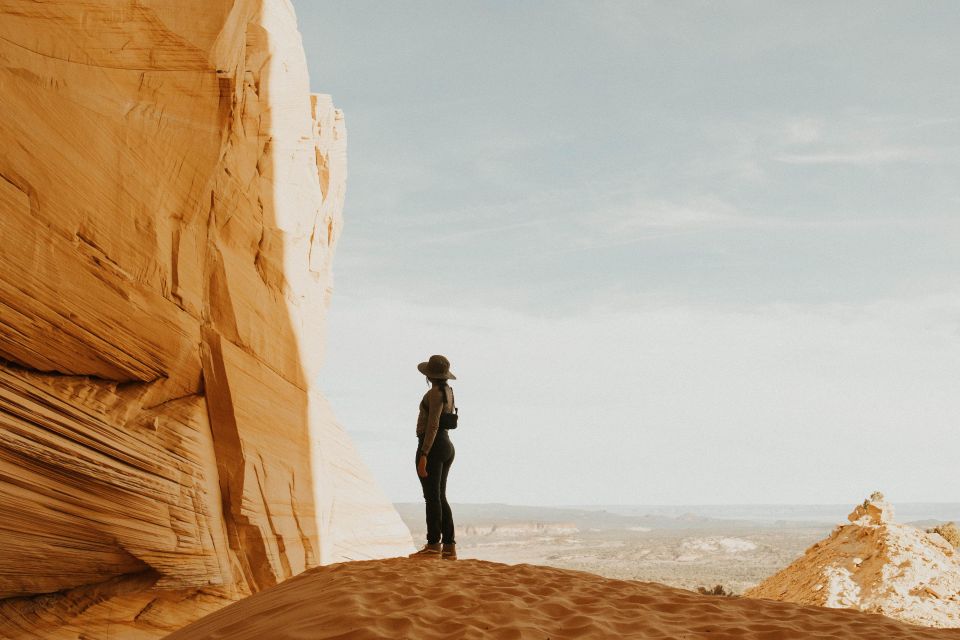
[165,558,960,639]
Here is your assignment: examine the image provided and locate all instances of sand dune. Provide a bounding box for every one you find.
[165,558,960,639]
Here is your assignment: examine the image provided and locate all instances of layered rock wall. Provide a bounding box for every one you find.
[0,1,412,637]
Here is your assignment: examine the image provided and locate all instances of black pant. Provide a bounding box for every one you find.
[417,430,455,545]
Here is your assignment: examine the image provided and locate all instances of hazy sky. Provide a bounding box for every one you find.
[292,0,960,506]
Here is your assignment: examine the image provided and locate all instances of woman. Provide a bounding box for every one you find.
[408,354,457,560]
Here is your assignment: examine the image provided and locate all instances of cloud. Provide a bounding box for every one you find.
[696,112,956,176]
[321,290,960,506]
[769,111,959,167]
[301,0,960,510]
[783,117,823,145]
[428,219,546,243]
[607,199,742,232]
[543,202,742,254]
[774,146,938,165]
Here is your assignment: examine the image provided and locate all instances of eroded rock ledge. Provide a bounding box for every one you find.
[746,494,960,628]
[0,1,412,637]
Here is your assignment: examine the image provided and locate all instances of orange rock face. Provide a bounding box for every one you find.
[746,496,960,628]
[0,1,412,637]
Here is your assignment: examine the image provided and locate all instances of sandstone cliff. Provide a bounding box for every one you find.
[746,494,960,628]
[0,1,412,637]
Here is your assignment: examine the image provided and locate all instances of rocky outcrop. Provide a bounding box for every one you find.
[746,494,960,628]
[0,1,412,637]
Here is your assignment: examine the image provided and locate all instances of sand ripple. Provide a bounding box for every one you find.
[166,558,960,639]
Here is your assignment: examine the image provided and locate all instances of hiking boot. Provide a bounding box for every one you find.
[408,543,442,559]
[441,543,457,560]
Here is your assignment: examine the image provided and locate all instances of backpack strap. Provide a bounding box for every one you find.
[439,383,455,413]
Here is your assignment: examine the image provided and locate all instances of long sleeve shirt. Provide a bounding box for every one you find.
[416,384,455,456]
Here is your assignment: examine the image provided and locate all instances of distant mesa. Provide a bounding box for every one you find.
[746,492,960,628]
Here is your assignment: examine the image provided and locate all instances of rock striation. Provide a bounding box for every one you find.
[0,1,412,637]
[746,493,960,628]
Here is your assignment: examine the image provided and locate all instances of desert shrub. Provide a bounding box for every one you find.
[927,522,960,549]
[696,584,736,597]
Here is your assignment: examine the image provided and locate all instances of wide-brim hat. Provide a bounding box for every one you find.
[417,354,456,380]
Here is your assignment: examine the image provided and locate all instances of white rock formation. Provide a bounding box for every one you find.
[746,494,960,628]
[0,1,412,637]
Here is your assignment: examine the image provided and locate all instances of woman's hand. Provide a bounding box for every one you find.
[417,455,428,478]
